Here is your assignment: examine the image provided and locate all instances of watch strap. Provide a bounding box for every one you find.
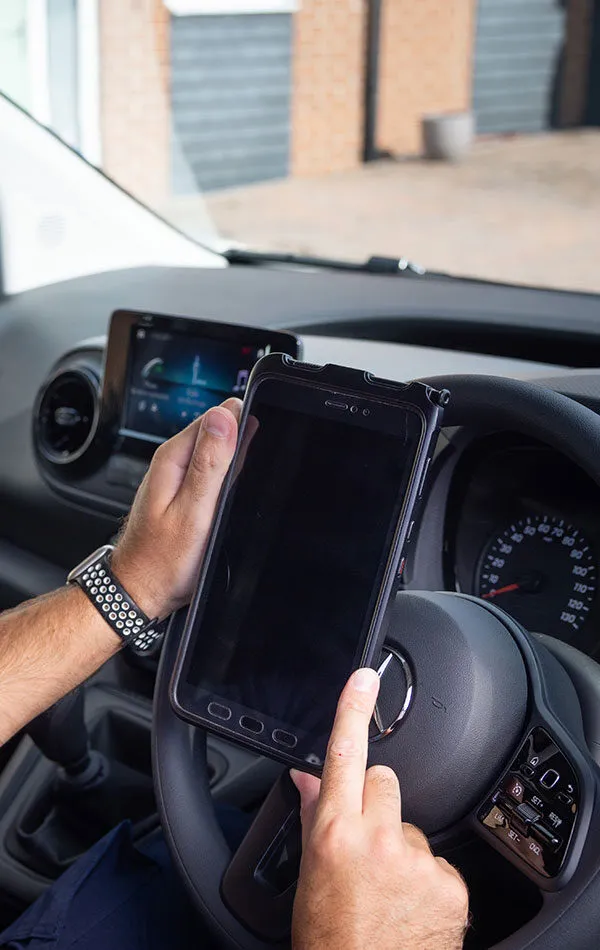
[69,548,165,655]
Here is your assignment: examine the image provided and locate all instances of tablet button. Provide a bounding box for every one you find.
[240,716,264,734]
[272,729,297,749]
[418,457,432,497]
[207,702,232,721]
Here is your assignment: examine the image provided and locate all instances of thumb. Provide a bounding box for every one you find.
[291,769,321,848]
[177,405,239,511]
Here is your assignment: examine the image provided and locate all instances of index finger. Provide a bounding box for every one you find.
[317,667,380,818]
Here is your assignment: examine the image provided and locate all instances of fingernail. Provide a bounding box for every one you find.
[222,397,243,411]
[203,408,230,439]
[351,667,379,692]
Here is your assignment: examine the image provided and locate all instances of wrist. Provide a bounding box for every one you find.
[65,583,125,657]
[110,547,169,620]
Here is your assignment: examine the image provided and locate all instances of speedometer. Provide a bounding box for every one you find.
[477,514,597,638]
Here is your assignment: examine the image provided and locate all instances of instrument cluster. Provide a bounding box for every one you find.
[448,436,600,655]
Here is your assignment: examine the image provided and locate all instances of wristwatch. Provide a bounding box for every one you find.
[67,544,166,655]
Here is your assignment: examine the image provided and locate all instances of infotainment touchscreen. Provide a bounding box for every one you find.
[103,310,301,446]
[124,327,271,440]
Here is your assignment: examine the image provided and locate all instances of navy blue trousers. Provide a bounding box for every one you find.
[0,808,250,949]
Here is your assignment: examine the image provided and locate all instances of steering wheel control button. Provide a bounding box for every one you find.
[485,806,507,829]
[479,727,579,878]
[529,792,546,814]
[557,792,574,807]
[272,729,297,749]
[532,822,561,852]
[495,793,516,817]
[515,802,541,825]
[540,769,560,790]
[207,702,232,722]
[511,802,541,837]
[239,716,264,735]
[506,775,525,802]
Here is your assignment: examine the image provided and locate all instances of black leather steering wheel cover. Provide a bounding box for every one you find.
[419,374,600,476]
[154,374,600,950]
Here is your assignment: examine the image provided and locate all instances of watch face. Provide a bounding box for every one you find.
[68,545,115,583]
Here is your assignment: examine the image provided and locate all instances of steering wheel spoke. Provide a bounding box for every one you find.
[469,610,599,893]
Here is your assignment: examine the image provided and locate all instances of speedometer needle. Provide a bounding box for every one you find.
[482,583,520,600]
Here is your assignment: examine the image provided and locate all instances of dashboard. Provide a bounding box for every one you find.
[24,305,600,660]
[3,263,600,662]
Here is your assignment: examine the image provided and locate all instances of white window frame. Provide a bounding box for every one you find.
[165,0,298,15]
[26,0,101,164]
[26,0,51,125]
[76,0,101,165]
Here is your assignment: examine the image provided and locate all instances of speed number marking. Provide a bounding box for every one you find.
[479,515,597,633]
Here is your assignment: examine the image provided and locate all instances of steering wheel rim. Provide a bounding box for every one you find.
[153,374,600,950]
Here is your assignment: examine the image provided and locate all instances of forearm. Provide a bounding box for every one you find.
[0,402,241,747]
[0,585,122,744]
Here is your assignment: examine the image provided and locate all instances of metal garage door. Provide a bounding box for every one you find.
[171,13,292,192]
[473,0,566,134]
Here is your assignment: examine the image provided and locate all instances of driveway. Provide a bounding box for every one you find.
[205,131,600,294]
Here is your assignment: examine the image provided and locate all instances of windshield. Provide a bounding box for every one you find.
[1,0,599,293]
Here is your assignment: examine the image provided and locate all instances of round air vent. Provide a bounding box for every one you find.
[35,367,100,465]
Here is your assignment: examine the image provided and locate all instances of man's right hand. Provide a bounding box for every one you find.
[112,398,242,620]
[291,668,469,950]
[0,399,243,744]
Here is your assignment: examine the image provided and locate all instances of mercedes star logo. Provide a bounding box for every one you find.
[370,646,414,742]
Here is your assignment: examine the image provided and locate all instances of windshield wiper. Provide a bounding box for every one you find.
[223,247,447,279]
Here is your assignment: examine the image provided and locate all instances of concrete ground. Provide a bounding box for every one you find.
[204,131,600,294]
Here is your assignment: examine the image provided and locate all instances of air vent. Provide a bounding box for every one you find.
[35,367,99,465]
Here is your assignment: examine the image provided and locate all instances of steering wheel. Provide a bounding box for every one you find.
[153,375,600,950]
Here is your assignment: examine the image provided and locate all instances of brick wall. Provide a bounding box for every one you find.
[377,0,477,156]
[99,0,170,206]
[290,0,477,176]
[291,0,366,176]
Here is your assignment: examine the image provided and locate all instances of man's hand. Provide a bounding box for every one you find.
[291,668,469,950]
[112,398,241,619]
